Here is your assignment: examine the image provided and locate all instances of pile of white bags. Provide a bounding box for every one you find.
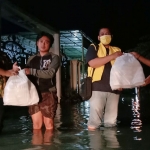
[3,69,39,106]
[110,53,145,90]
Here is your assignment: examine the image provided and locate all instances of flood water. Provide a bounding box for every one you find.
[0,88,150,150]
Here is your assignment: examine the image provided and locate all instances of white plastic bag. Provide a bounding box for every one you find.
[3,69,39,106]
[110,53,145,90]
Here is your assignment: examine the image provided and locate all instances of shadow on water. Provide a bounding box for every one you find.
[1,88,150,149]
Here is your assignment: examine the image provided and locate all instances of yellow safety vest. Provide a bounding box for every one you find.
[88,43,121,82]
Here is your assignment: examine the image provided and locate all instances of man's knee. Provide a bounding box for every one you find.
[44,117,54,130]
[31,111,43,129]
[104,123,117,127]
[104,120,117,127]
[32,119,43,129]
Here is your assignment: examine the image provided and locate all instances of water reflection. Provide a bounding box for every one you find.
[131,88,142,141]
[1,91,150,150]
[131,88,142,132]
[31,129,54,145]
[88,127,120,149]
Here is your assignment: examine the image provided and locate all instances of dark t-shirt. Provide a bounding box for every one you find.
[0,51,12,98]
[0,51,12,70]
[86,45,119,94]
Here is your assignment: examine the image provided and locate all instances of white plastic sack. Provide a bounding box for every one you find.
[110,53,145,90]
[3,69,39,106]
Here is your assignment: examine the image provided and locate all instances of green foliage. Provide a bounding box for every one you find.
[125,35,150,59]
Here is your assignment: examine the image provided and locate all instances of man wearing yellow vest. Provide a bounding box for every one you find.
[86,27,123,130]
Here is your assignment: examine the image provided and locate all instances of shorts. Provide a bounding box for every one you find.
[29,92,58,119]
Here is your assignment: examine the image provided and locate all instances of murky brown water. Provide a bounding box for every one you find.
[0,89,150,150]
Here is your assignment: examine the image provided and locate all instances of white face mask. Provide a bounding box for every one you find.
[100,35,112,45]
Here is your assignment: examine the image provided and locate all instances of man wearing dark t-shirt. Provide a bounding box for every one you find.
[86,28,123,130]
[0,51,19,132]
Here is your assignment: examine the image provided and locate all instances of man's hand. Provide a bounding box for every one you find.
[111,51,123,59]
[118,88,123,91]
[142,75,150,86]
[24,68,31,75]
[5,70,18,77]
[13,62,20,72]
[130,52,140,59]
